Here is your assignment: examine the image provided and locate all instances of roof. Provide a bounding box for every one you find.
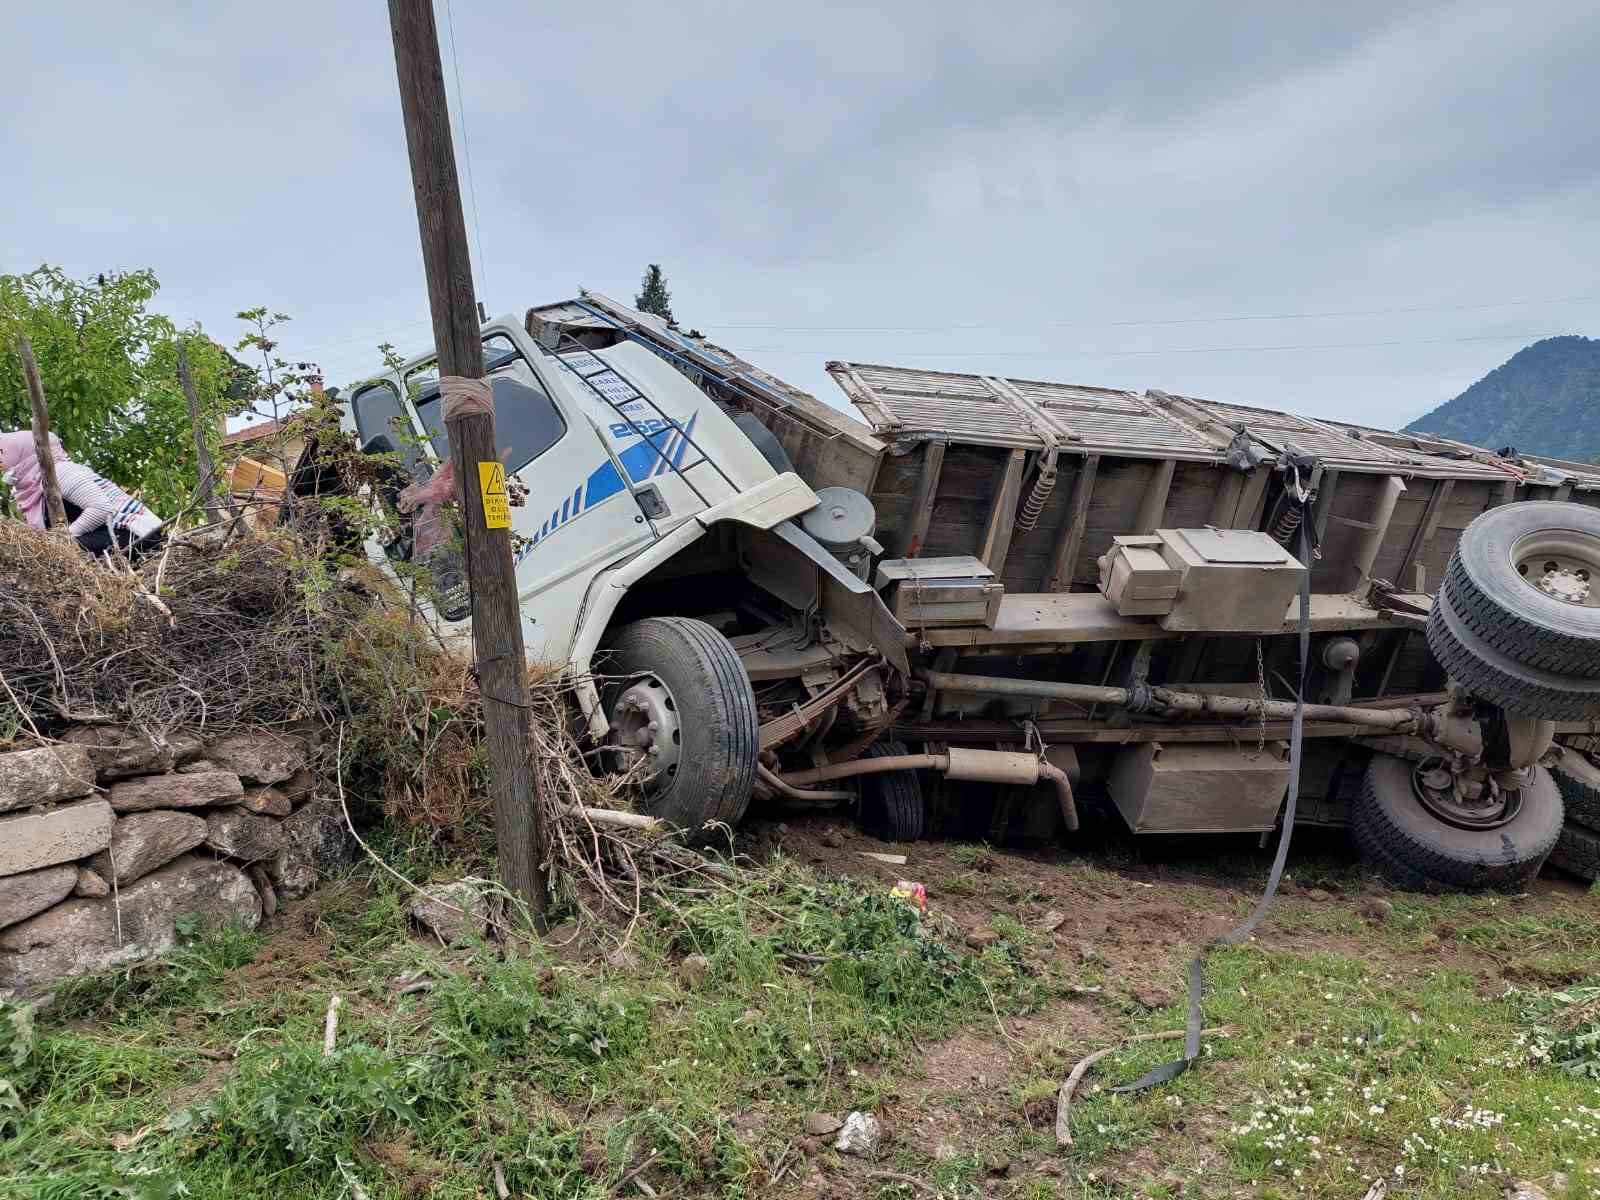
[825,360,1595,485]
[222,414,307,448]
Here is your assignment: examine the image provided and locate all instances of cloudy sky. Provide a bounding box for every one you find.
[4,1,1598,429]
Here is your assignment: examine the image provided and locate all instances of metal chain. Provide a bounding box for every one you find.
[1254,637,1268,756]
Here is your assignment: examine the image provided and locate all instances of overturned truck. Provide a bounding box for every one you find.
[338,292,1600,891]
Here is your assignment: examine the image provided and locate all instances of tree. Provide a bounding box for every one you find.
[0,265,246,520]
[634,264,674,323]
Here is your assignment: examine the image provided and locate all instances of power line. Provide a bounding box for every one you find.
[703,292,1598,332]
[740,329,1586,359]
[444,0,488,311]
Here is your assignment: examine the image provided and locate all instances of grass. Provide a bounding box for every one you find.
[3,828,1599,1199]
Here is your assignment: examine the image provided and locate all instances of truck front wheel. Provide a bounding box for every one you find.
[601,617,758,841]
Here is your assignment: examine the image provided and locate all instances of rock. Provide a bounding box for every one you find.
[1507,1184,1551,1200]
[60,726,173,781]
[0,745,96,813]
[0,865,76,930]
[1359,896,1393,923]
[1133,983,1176,1009]
[279,768,317,805]
[966,929,1001,950]
[266,798,353,900]
[820,828,845,849]
[166,731,205,765]
[205,810,286,864]
[1305,887,1333,902]
[0,800,115,876]
[177,759,219,774]
[0,855,261,990]
[237,786,292,817]
[680,953,711,987]
[205,732,306,785]
[803,1111,842,1137]
[410,880,489,946]
[1040,909,1067,932]
[248,865,278,919]
[91,811,207,886]
[604,946,641,971]
[832,1111,882,1157]
[73,867,109,898]
[108,771,243,813]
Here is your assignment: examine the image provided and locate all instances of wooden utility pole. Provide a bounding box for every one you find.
[388,0,548,921]
[177,345,225,526]
[16,334,68,532]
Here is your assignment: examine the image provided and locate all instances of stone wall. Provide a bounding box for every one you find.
[0,727,352,993]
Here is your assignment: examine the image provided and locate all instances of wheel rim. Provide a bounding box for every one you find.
[609,675,682,790]
[1511,529,1600,608]
[1410,759,1521,830]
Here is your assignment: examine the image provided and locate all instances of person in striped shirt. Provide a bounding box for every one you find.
[0,430,165,560]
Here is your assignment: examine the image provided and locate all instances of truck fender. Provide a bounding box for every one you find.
[568,520,708,740]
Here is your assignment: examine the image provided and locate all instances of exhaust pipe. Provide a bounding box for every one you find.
[778,747,1079,831]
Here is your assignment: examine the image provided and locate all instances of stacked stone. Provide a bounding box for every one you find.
[0,728,351,991]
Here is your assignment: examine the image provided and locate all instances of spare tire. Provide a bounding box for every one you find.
[1352,753,1563,892]
[859,740,926,843]
[1442,502,1600,678]
[1425,584,1600,719]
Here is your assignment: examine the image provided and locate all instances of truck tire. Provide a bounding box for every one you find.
[1425,584,1600,719]
[601,617,758,840]
[1352,753,1563,892]
[860,741,926,843]
[1442,502,1600,678]
[1553,749,1600,829]
[1548,823,1600,882]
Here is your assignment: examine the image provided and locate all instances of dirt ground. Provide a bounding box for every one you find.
[735,813,1600,1197]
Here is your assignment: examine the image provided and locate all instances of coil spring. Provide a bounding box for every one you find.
[1017,467,1057,533]
[1270,501,1303,546]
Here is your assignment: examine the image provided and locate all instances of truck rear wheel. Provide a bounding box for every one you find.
[859,740,926,843]
[1552,749,1600,828]
[602,617,758,841]
[1352,753,1562,892]
[1549,823,1600,882]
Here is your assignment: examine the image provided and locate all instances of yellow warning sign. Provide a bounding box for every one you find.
[477,461,511,530]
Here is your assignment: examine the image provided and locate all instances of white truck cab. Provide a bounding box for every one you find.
[343,313,819,661]
[339,296,906,835]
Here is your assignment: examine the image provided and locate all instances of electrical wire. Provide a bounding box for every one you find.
[737,329,1588,359]
[702,291,1599,332]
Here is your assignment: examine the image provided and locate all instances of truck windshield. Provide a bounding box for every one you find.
[410,337,566,473]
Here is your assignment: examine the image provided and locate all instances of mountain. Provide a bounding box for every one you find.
[1404,335,1600,462]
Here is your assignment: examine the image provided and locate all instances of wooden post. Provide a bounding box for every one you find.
[1044,454,1100,592]
[978,448,1027,575]
[177,345,224,526]
[16,334,68,532]
[389,0,548,921]
[1135,459,1175,534]
[899,439,945,558]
